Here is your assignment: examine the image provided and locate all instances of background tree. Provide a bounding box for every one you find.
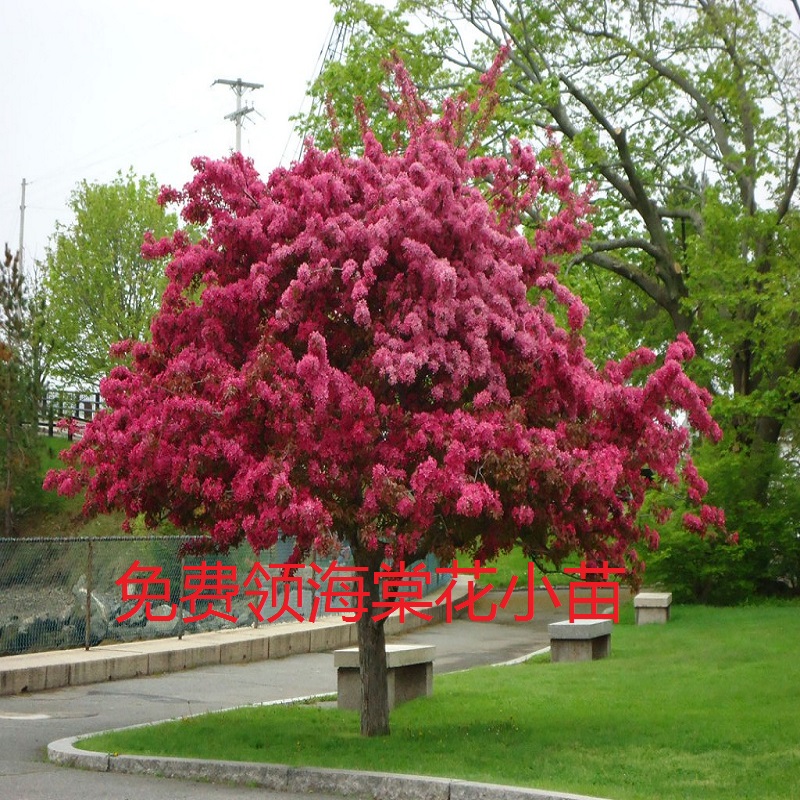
[43,170,178,387]
[47,65,726,735]
[0,245,45,535]
[294,1,455,153]
[302,0,800,598]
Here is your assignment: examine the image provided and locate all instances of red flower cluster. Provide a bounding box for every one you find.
[45,55,727,585]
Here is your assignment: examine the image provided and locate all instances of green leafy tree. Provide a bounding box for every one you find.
[293,1,456,154]
[43,170,178,386]
[301,0,800,598]
[646,422,800,603]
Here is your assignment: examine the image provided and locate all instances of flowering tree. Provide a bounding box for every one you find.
[46,59,726,736]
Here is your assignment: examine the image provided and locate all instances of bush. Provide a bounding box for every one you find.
[646,440,800,604]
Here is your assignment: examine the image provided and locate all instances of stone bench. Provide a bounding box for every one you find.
[334,644,435,711]
[634,591,672,625]
[548,619,612,662]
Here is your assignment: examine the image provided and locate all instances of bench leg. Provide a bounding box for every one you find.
[338,662,434,710]
[337,667,362,710]
[551,635,610,662]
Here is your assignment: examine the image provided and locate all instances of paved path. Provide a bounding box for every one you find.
[0,594,569,800]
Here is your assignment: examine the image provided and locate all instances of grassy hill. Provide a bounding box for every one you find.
[12,436,126,539]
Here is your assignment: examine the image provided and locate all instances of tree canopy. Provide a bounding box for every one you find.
[43,170,178,387]
[300,0,800,598]
[47,61,727,734]
[0,244,46,534]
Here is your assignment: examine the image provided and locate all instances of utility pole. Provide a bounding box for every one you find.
[18,178,26,274]
[213,78,263,152]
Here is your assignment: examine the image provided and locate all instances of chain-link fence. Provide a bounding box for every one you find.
[0,537,448,657]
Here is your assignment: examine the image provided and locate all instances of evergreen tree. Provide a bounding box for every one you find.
[0,245,43,534]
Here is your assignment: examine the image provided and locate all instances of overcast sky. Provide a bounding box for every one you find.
[1,1,797,272]
[0,0,335,268]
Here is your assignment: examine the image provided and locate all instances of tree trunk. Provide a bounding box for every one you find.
[746,415,783,505]
[4,418,12,537]
[353,543,390,737]
[730,334,792,504]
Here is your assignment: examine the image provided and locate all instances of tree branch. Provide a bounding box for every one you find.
[647,108,724,166]
[776,145,800,224]
[656,206,704,233]
[586,237,664,260]
[627,43,754,209]
[572,250,669,308]
[697,0,758,213]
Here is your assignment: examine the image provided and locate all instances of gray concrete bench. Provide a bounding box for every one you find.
[548,619,612,662]
[334,644,435,710]
[634,591,672,624]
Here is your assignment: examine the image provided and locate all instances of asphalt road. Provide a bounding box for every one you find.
[0,612,561,800]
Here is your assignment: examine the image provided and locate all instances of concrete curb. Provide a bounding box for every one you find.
[47,734,613,800]
[1,578,471,697]
[43,597,611,800]
[46,650,605,800]
[0,617,355,696]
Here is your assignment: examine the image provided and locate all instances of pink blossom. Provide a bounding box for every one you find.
[44,58,726,592]
[682,513,705,534]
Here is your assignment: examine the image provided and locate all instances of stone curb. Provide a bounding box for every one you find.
[46,650,606,800]
[47,734,613,800]
[0,578,471,697]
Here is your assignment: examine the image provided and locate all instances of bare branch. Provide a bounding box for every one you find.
[572,250,667,305]
[647,109,724,165]
[656,206,705,232]
[586,237,664,260]
[698,2,758,212]
[629,46,755,208]
[776,146,800,224]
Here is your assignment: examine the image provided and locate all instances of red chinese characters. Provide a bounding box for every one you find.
[564,561,626,623]
[114,559,623,625]
[116,560,175,621]
[182,560,240,622]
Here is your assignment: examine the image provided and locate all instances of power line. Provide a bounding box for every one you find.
[283,11,355,165]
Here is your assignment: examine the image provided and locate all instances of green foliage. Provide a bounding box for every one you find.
[43,169,178,386]
[80,603,800,800]
[687,193,800,403]
[294,0,459,155]
[646,434,800,603]
[478,546,583,588]
[10,435,129,538]
[16,436,76,518]
[0,245,45,534]
[296,0,800,601]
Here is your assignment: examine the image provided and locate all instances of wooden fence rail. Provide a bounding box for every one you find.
[38,389,102,439]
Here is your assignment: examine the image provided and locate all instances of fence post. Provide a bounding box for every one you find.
[85,539,93,650]
[72,397,80,441]
[177,554,185,640]
[56,395,64,438]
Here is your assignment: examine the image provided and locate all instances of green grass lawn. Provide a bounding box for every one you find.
[478,546,583,588]
[80,603,800,800]
[19,436,134,538]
